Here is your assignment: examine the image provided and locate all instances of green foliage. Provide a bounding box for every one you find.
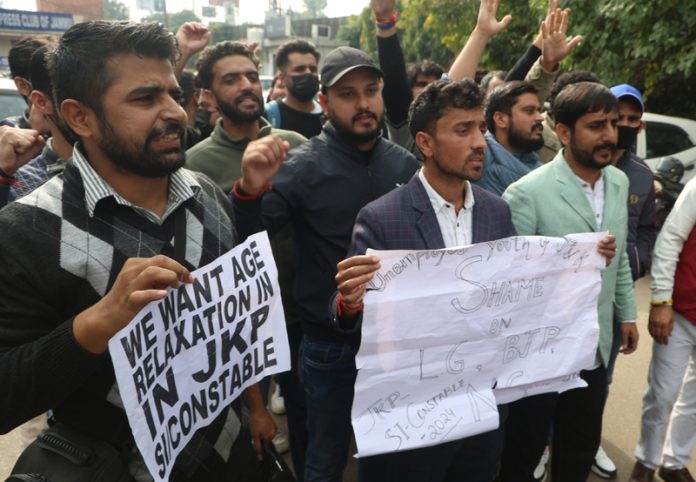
[102,0,129,20]
[336,16,363,49]
[344,0,696,117]
[562,0,696,117]
[299,0,328,19]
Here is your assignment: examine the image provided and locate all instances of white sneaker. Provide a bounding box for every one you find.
[533,446,550,481]
[591,445,617,479]
[270,383,286,415]
[272,430,290,454]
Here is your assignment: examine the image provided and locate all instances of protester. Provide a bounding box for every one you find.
[332,79,516,482]
[0,21,275,481]
[538,70,602,164]
[1,35,54,129]
[232,46,419,482]
[475,80,544,195]
[266,72,286,103]
[481,69,506,93]
[628,177,696,482]
[265,39,324,139]
[373,0,511,155]
[499,82,638,482]
[185,41,305,192]
[590,83,657,480]
[0,44,75,210]
[184,39,306,470]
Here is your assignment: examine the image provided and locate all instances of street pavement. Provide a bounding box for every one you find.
[2,276,694,480]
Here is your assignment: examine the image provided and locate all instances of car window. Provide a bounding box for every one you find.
[646,121,695,158]
[0,92,26,122]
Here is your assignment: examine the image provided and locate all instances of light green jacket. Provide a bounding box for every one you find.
[502,150,637,366]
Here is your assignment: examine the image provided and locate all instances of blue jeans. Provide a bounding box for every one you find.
[299,335,357,482]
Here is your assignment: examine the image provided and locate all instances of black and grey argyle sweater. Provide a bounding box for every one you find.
[0,151,242,478]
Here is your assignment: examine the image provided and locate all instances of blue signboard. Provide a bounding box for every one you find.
[0,9,73,33]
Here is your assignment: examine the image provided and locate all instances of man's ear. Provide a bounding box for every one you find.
[638,119,646,134]
[200,89,218,113]
[555,122,571,147]
[60,99,94,139]
[13,76,32,98]
[318,92,328,115]
[29,90,53,116]
[415,131,434,159]
[493,111,509,131]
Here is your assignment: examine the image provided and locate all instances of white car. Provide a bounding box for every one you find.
[638,112,696,184]
[0,76,26,122]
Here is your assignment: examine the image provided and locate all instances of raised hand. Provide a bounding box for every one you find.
[0,126,45,176]
[176,22,211,58]
[474,0,513,39]
[240,135,291,195]
[371,0,395,19]
[540,7,582,71]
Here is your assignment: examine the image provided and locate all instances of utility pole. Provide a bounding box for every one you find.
[269,0,282,16]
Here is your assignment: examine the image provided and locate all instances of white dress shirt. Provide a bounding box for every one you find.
[419,168,475,248]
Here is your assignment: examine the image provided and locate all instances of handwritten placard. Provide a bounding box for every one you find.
[109,232,290,481]
[352,233,604,457]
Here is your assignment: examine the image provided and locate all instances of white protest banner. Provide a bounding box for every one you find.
[352,233,604,457]
[109,232,290,481]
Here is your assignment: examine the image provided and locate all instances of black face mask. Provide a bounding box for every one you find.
[617,125,640,150]
[287,73,319,102]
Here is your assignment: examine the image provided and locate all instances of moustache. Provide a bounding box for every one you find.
[352,111,378,123]
[531,123,543,133]
[146,122,185,145]
[593,143,616,153]
[235,92,261,105]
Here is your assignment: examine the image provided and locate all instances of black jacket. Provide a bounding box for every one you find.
[234,122,419,344]
[616,150,657,280]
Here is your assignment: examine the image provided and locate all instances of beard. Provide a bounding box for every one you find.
[507,120,544,152]
[96,117,185,178]
[328,107,384,145]
[568,138,616,170]
[215,91,264,123]
[432,148,486,182]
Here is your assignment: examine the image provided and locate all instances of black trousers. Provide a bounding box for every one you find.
[499,365,607,482]
[359,407,506,482]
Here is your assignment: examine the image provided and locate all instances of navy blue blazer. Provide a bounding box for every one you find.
[349,174,517,255]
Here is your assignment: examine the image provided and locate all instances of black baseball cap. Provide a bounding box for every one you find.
[320,46,384,89]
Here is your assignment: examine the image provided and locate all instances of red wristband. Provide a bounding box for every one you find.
[0,176,19,187]
[375,10,398,24]
[232,178,271,200]
[337,293,364,318]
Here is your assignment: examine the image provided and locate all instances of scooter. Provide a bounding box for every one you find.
[654,156,692,227]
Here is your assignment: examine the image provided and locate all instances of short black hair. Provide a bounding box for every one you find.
[484,80,539,134]
[9,35,54,79]
[196,41,259,90]
[548,71,602,116]
[553,82,618,130]
[409,79,483,137]
[50,21,178,118]
[28,44,55,97]
[275,39,319,71]
[407,60,444,88]
[480,70,506,91]
[178,70,195,107]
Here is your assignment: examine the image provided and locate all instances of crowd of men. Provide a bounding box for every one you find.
[0,0,694,481]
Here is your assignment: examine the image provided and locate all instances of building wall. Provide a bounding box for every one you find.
[37,0,102,22]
